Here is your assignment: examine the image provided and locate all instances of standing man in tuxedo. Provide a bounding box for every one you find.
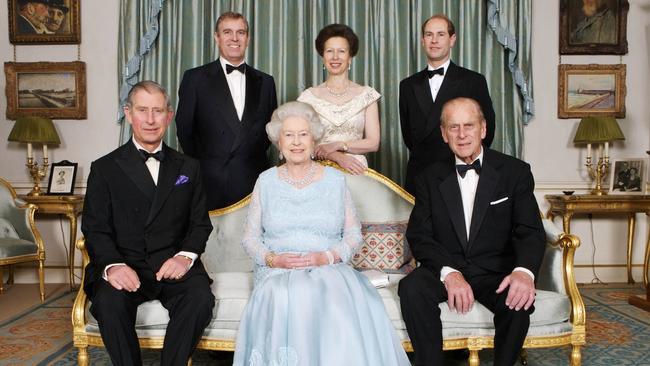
[82,81,214,366]
[399,14,496,194]
[176,11,278,210]
[398,97,545,366]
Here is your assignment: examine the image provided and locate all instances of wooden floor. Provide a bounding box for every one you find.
[0,283,69,322]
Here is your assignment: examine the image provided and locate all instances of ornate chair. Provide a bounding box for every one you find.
[0,177,45,301]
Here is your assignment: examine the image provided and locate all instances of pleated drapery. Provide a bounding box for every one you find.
[118,0,533,185]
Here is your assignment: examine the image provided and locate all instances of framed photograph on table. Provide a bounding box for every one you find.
[4,61,87,120]
[8,0,80,44]
[558,64,626,118]
[47,160,77,195]
[559,0,628,54]
[609,158,646,194]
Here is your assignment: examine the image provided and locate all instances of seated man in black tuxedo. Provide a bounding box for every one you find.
[82,80,214,366]
[398,97,545,366]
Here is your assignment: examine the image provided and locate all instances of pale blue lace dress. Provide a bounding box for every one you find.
[232,166,410,366]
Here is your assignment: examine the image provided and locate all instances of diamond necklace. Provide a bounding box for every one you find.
[279,163,317,188]
[325,80,350,98]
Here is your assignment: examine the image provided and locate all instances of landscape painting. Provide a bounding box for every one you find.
[558,64,626,118]
[5,61,87,119]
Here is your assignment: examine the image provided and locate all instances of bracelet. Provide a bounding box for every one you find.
[265,252,277,268]
[340,142,349,152]
[325,250,335,265]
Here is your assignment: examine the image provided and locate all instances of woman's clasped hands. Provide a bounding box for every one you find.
[266,251,334,269]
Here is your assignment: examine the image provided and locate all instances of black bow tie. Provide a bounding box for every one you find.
[427,67,444,78]
[456,159,481,178]
[139,149,164,162]
[226,63,246,74]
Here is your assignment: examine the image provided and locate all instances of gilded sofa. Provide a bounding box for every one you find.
[72,168,585,365]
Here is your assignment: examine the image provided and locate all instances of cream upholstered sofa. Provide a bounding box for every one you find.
[72,167,585,366]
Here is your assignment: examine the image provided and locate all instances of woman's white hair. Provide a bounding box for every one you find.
[266,101,325,148]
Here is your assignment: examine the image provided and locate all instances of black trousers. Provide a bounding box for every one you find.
[90,274,215,366]
[398,267,533,366]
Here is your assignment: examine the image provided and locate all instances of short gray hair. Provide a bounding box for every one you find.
[126,80,172,110]
[266,101,325,148]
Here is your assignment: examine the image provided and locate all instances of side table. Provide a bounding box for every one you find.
[18,194,84,289]
[545,194,650,286]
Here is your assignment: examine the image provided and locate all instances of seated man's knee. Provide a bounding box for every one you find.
[90,283,137,320]
[398,267,442,302]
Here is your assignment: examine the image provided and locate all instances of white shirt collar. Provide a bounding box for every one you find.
[455,147,484,167]
[132,138,163,153]
[428,58,451,73]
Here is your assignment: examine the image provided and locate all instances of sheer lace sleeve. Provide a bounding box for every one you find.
[241,181,269,266]
[330,185,362,263]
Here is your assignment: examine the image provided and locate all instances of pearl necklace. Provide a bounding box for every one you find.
[279,163,317,188]
[325,81,350,98]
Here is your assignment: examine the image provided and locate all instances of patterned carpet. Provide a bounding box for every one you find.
[0,284,648,365]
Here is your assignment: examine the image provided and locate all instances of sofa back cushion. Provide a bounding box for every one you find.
[205,201,253,273]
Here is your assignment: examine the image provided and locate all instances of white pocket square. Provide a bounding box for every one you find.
[490,197,509,205]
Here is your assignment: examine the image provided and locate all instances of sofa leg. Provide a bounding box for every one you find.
[8,265,14,284]
[468,349,480,366]
[187,357,192,366]
[0,267,4,294]
[520,348,528,365]
[77,346,89,366]
[571,345,582,366]
[38,259,45,301]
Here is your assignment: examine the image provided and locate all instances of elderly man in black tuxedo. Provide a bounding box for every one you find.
[399,14,496,194]
[82,81,214,366]
[398,97,545,366]
[176,11,278,211]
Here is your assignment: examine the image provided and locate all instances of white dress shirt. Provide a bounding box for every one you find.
[219,58,246,120]
[428,59,450,102]
[440,148,534,282]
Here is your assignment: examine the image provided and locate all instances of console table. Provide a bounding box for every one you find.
[18,194,84,289]
[545,194,650,286]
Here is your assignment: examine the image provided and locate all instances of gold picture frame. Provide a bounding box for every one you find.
[8,0,80,44]
[558,64,626,119]
[4,61,87,120]
[609,158,646,194]
[559,0,628,55]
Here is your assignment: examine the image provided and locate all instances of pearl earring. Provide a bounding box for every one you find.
[278,152,283,160]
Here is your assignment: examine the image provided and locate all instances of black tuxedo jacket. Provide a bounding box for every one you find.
[175,59,278,210]
[406,148,545,279]
[399,62,496,193]
[81,142,213,298]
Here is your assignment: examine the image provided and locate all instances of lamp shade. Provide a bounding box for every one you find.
[8,116,60,144]
[573,116,625,144]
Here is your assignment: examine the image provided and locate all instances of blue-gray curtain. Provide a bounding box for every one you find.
[118,0,533,185]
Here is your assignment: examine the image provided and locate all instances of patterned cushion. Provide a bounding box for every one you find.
[351,221,413,273]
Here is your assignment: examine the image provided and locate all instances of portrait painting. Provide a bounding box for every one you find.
[609,159,646,194]
[47,160,77,195]
[5,62,87,120]
[8,0,80,44]
[559,0,628,54]
[558,64,626,118]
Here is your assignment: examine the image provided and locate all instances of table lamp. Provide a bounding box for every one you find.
[8,116,61,196]
[573,116,625,195]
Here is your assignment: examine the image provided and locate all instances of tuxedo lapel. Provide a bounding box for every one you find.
[439,168,468,251]
[413,68,434,118]
[434,62,459,106]
[232,68,262,153]
[467,152,499,249]
[115,143,155,202]
[146,145,182,226]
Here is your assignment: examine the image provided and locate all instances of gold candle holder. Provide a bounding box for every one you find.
[585,155,610,195]
[26,156,49,196]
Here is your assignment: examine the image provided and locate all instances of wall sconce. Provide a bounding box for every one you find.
[573,116,625,195]
[7,116,61,196]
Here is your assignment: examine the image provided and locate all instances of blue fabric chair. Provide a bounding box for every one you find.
[0,177,45,301]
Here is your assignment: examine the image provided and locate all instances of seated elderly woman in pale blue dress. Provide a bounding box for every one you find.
[232,101,410,366]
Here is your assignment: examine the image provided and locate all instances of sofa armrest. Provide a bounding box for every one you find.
[556,232,586,328]
[72,237,89,333]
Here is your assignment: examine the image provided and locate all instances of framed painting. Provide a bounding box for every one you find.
[558,64,626,118]
[8,0,80,44]
[4,61,87,120]
[47,160,77,195]
[609,158,646,194]
[559,0,628,54]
